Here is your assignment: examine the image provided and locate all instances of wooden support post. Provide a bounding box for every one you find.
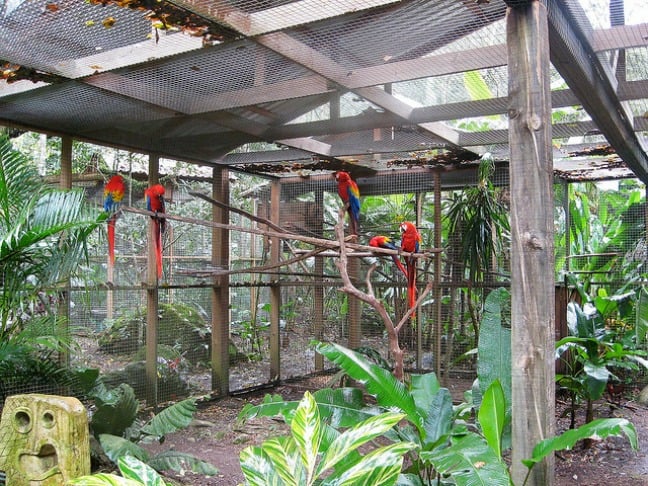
[269,180,281,381]
[58,136,72,369]
[314,188,325,371]
[563,182,570,273]
[433,172,443,380]
[211,166,230,397]
[145,154,160,408]
[507,3,555,485]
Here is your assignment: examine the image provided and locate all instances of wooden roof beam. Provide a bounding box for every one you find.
[545,0,648,182]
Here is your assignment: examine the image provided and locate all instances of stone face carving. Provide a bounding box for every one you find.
[0,394,90,485]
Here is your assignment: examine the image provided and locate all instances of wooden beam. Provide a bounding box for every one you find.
[507,3,555,485]
[211,166,230,397]
[545,0,648,183]
[269,180,282,382]
[177,0,402,37]
[145,153,160,409]
[255,31,468,151]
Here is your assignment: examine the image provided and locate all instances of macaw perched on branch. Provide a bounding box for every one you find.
[103,174,126,265]
[145,183,166,279]
[369,235,408,278]
[335,171,360,236]
[400,221,422,314]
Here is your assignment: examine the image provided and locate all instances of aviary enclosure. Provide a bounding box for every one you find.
[3,145,645,403]
[1,0,648,483]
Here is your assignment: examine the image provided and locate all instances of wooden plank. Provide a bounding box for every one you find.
[211,166,231,396]
[177,0,402,37]
[257,32,468,151]
[507,3,555,485]
[269,180,281,381]
[145,154,160,408]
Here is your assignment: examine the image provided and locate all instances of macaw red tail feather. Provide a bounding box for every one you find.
[392,255,408,279]
[107,215,117,265]
[406,258,417,317]
[153,219,163,278]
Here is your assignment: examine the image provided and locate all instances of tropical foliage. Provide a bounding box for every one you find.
[67,455,170,486]
[87,383,218,476]
[239,341,637,485]
[556,298,648,426]
[0,134,104,400]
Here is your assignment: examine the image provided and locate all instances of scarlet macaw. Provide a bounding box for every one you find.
[400,222,422,314]
[369,235,408,278]
[335,171,360,236]
[103,174,126,265]
[144,184,166,279]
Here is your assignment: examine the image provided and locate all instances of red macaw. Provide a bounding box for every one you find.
[369,235,408,278]
[335,171,360,236]
[103,174,125,265]
[145,183,166,278]
[400,222,422,314]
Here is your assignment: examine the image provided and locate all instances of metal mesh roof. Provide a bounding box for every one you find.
[0,0,647,182]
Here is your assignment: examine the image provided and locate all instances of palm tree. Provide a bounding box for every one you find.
[444,156,510,345]
[0,134,104,400]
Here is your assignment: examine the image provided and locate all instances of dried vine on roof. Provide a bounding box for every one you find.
[87,0,240,44]
[0,62,66,84]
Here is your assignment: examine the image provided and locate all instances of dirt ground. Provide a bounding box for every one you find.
[143,377,648,486]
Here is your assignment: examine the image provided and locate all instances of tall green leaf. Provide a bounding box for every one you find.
[323,442,416,486]
[636,286,648,347]
[118,455,167,486]
[522,418,637,468]
[316,342,422,432]
[317,412,406,476]
[140,398,197,438]
[420,388,453,449]
[421,432,510,486]
[67,473,143,485]
[240,445,285,486]
[292,391,322,484]
[99,434,149,464]
[478,379,506,459]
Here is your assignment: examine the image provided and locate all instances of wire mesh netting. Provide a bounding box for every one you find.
[1,145,647,407]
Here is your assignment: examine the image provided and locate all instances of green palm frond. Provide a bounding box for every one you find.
[0,135,103,336]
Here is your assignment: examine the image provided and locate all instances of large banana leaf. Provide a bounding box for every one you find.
[91,383,139,437]
[140,398,197,439]
[147,450,219,475]
[316,342,422,432]
[421,432,510,486]
[99,434,149,464]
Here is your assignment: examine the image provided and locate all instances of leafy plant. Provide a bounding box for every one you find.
[240,341,638,485]
[68,454,170,486]
[240,342,511,484]
[240,391,415,485]
[556,300,648,427]
[0,134,104,400]
[88,383,218,477]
